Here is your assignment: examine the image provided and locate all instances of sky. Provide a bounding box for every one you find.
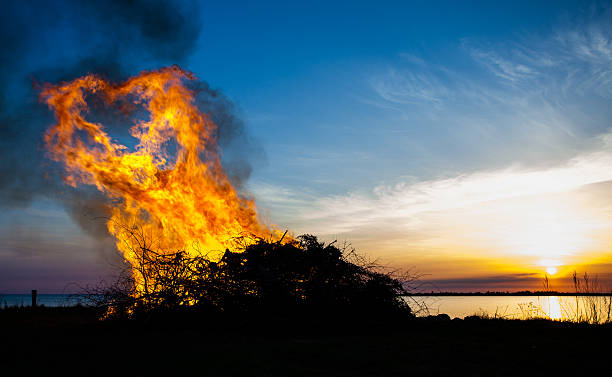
[1,0,612,293]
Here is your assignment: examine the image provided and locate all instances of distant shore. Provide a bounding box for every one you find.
[411,291,612,296]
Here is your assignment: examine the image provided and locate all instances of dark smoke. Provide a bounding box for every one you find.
[0,1,262,243]
[193,81,267,189]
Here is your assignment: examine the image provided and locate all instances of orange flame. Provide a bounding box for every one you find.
[41,66,284,289]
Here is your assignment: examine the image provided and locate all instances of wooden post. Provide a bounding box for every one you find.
[31,290,37,307]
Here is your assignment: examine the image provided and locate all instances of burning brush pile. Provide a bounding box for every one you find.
[89,234,412,318]
[41,66,412,318]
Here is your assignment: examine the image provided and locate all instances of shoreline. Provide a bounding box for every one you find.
[410,291,612,296]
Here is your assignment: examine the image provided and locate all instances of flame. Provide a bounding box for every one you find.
[41,66,284,291]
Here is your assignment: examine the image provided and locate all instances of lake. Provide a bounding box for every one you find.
[410,295,612,323]
[3,293,611,323]
[0,294,90,307]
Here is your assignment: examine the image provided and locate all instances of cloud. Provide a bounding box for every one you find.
[265,134,612,229]
[368,10,612,141]
[422,273,543,292]
[468,48,537,83]
[348,10,612,236]
[245,11,612,287]
[369,68,452,106]
[253,131,612,275]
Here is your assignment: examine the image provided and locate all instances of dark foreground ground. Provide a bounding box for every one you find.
[1,306,611,376]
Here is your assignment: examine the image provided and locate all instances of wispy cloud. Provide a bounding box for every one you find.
[371,12,612,113]
[369,68,452,107]
[258,134,612,232]
[360,11,612,193]
[252,10,612,282]
[254,131,612,280]
[468,48,537,83]
[464,18,612,98]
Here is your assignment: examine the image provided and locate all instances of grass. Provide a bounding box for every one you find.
[566,271,612,324]
[465,272,612,324]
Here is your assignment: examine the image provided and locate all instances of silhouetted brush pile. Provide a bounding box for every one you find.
[95,235,413,319]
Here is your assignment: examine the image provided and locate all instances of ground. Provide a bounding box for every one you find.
[1,307,611,376]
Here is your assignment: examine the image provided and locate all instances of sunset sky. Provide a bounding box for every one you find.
[2,0,612,292]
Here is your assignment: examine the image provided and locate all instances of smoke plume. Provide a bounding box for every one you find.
[0,0,261,241]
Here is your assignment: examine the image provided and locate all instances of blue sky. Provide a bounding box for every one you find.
[185,1,612,191]
[2,0,612,292]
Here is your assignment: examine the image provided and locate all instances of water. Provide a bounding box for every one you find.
[0,294,90,307]
[3,294,610,323]
[408,295,612,323]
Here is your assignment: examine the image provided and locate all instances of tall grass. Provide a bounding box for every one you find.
[469,272,612,323]
[566,271,612,324]
[520,272,612,323]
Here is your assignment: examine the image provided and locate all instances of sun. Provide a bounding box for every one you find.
[540,259,561,276]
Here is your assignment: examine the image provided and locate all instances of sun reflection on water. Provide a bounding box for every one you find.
[412,295,612,323]
[543,296,562,320]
